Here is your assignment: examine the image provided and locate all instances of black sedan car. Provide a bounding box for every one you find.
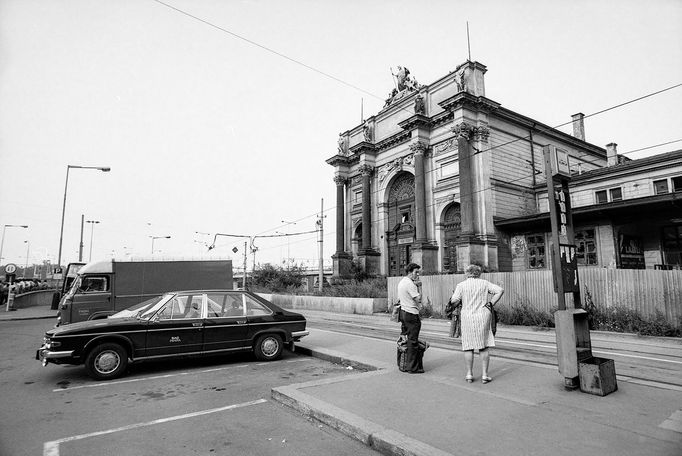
[36,290,309,380]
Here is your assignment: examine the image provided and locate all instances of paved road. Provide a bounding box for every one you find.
[0,319,381,456]
[301,310,682,388]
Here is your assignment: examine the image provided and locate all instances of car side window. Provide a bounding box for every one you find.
[244,295,272,316]
[79,276,109,293]
[157,296,202,320]
[208,293,244,318]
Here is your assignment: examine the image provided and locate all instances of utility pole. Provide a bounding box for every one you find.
[318,198,324,292]
[78,214,84,262]
[243,241,248,290]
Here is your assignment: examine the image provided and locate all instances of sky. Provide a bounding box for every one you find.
[0,0,681,272]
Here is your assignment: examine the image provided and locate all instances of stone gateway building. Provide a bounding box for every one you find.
[327,61,682,277]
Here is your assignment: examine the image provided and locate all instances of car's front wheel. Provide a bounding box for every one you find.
[254,334,283,361]
[84,343,128,380]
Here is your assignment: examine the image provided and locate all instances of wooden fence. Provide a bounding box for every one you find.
[388,268,682,327]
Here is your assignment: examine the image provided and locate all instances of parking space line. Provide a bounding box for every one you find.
[43,398,268,456]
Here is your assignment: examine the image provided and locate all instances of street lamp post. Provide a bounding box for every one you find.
[57,165,110,269]
[23,240,30,277]
[281,220,297,266]
[0,224,28,266]
[86,220,100,262]
[150,235,171,255]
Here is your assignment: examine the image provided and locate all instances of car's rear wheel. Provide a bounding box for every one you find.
[254,334,283,361]
[85,343,128,380]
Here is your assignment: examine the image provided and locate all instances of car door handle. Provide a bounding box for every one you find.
[192,322,203,327]
[236,320,247,325]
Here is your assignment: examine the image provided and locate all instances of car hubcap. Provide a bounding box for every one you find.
[95,351,120,374]
[262,338,278,357]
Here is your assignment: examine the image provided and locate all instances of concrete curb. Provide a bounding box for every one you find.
[273,343,455,455]
[272,377,453,456]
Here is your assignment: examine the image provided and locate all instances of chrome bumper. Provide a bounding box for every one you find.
[36,346,74,366]
[291,330,309,340]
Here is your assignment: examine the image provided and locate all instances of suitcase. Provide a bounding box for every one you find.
[396,335,429,372]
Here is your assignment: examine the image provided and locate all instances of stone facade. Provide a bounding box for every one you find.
[327,61,681,277]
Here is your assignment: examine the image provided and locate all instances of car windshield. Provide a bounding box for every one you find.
[110,295,168,319]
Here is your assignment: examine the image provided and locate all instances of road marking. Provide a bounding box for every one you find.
[43,398,267,456]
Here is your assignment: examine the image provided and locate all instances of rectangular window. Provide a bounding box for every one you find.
[673,176,682,192]
[526,235,545,269]
[654,179,669,195]
[353,190,362,206]
[609,187,622,201]
[595,190,608,204]
[575,229,597,265]
[595,187,622,203]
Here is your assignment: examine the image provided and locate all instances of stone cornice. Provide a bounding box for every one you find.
[375,130,411,152]
[398,114,432,131]
[439,92,501,113]
[326,154,350,167]
[431,110,454,127]
[349,141,377,156]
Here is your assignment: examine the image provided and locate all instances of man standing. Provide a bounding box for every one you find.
[398,263,423,374]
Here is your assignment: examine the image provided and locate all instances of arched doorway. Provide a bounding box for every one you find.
[442,203,461,273]
[386,172,415,276]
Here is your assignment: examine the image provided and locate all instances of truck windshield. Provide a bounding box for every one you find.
[110,295,168,319]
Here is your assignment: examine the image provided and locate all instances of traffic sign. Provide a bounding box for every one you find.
[4,263,17,274]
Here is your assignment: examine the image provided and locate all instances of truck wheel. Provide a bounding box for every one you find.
[85,343,128,380]
[254,334,283,361]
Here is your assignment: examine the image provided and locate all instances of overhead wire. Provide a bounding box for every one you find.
[150,0,682,251]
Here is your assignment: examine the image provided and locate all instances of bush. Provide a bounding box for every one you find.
[250,263,305,293]
[314,277,387,298]
[496,301,555,328]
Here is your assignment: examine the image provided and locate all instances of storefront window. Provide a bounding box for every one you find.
[575,229,597,265]
[526,235,545,269]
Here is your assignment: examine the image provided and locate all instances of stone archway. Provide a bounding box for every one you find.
[442,203,462,273]
[386,172,415,277]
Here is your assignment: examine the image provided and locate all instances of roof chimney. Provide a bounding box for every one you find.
[606,143,618,166]
[571,113,585,141]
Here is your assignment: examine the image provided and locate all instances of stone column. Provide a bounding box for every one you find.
[334,175,346,254]
[357,164,381,275]
[332,175,352,280]
[359,164,373,251]
[411,141,428,243]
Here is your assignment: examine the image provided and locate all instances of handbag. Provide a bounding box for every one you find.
[485,302,499,336]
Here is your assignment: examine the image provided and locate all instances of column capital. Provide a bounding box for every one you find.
[409,140,429,155]
[451,122,490,143]
[333,174,347,186]
[359,164,374,177]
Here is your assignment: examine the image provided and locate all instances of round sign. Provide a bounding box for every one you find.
[5,263,17,274]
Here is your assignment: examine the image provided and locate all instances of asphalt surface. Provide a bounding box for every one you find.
[6,304,682,455]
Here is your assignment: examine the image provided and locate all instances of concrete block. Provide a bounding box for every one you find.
[579,357,618,396]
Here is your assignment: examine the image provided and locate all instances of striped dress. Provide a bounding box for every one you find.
[451,278,503,351]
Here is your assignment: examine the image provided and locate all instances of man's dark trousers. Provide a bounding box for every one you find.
[400,309,422,372]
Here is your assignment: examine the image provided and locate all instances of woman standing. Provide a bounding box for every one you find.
[450,264,504,384]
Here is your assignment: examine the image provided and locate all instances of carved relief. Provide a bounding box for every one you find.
[351,175,362,186]
[377,153,415,182]
[434,139,457,156]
